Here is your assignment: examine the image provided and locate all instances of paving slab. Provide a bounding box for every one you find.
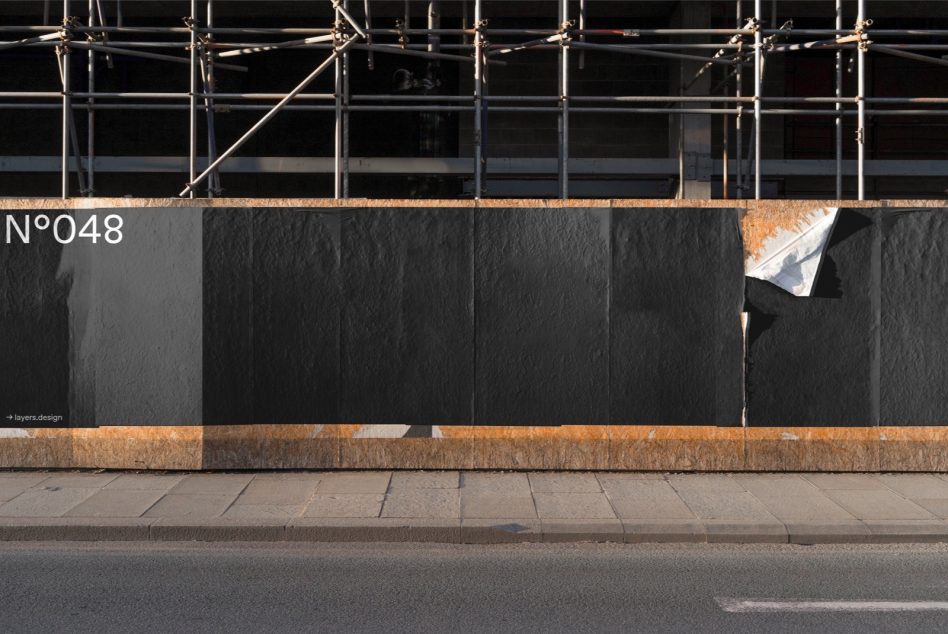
[803,473,888,490]
[460,519,542,543]
[597,473,666,486]
[250,472,325,482]
[64,489,166,518]
[745,492,857,521]
[541,520,624,543]
[914,498,948,519]
[673,491,779,521]
[863,520,948,543]
[622,520,706,543]
[103,474,187,491]
[39,473,119,489]
[0,473,51,488]
[529,473,602,493]
[381,490,459,519]
[667,474,746,495]
[736,474,822,498]
[460,494,537,519]
[317,472,392,494]
[459,472,531,496]
[601,480,696,519]
[703,520,788,544]
[533,492,616,520]
[0,483,34,505]
[824,489,936,520]
[785,521,872,544]
[598,476,678,499]
[389,471,459,490]
[223,504,306,519]
[0,487,99,517]
[168,474,254,496]
[305,494,384,518]
[234,478,319,505]
[878,474,948,499]
[142,494,237,519]
[608,495,697,520]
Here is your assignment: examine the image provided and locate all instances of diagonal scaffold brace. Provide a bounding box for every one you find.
[178,34,360,197]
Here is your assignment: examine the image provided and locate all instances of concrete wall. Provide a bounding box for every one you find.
[2,199,947,436]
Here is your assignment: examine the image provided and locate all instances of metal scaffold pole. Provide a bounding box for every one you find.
[61,0,71,199]
[857,0,868,201]
[205,0,220,197]
[473,0,484,198]
[836,0,843,199]
[86,0,94,196]
[558,0,569,199]
[735,0,743,199]
[343,0,352,198]
[334,0,343,199]
[364,0,374,69]
[188,0,197,199]
[753,0,762,200]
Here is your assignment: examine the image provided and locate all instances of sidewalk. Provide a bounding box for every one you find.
[1,470,947,544]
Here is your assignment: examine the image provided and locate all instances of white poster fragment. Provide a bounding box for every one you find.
[745,207,839,296]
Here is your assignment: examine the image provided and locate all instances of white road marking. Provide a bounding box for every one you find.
[717,598,948,613]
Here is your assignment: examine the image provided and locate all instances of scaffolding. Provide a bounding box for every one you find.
[2,1,948,200]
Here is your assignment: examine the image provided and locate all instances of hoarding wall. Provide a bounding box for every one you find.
[2,200,947,434]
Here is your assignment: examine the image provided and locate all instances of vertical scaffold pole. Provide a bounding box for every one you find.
[735,0,743,199]
[473,0,484,199]
[364,0,374,70]
[86,0,94,196]
[61,0,71,199]
[722,110,729,200]
[835,0,843,199]
[578,0,586,70]
[857,0,867,200]
[334,1,343,199]
[343,0,351,198]
[188,0,197,199]
[558,0,570,199]
[206,0,219,197]
[753,0,762,199]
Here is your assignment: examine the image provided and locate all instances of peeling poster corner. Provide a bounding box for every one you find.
[744,207,839,297]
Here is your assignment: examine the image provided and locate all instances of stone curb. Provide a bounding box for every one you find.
[0,518,153,541]
[785,521,872,545]
[1,519,947,544]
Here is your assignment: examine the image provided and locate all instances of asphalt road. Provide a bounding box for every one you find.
[2,542,948,633]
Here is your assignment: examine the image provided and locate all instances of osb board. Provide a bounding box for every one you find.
[0,198,934,211]
[3,425,948,472]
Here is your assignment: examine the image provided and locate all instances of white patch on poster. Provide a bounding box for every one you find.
[353,425,412,438]
[745,207,839,296]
